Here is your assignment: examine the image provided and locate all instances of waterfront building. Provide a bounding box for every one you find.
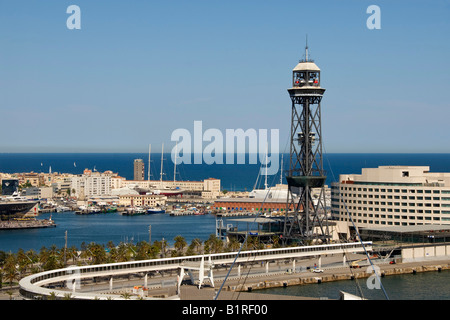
[52,176,75,195]
[117,178,221,199]
[213,184,293,214]
[71,169,112,198]
[118,194,167,207]
[1,179,19,195]
[111,175,126,189]
[213,197,292,214]
[133,159,145,181]
[331,166,450,230]
[18,172,41,187]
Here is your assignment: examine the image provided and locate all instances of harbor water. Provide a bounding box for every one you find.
[0,211,217,253]
[258,269,450,300]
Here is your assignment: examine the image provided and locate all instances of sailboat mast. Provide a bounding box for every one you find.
[280,153,283,185]
[173,142,177,183]
[264,145,268,189]
[148,144,151,184]
[160,143,164,184]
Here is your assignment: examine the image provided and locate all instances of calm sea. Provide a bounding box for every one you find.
[1,153,450,191]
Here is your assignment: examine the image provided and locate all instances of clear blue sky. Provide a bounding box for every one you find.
[1,0,449,153]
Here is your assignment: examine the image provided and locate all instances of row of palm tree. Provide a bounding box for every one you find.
[0,234,283,289]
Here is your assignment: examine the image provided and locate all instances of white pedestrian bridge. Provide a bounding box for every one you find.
[19,241,372,300]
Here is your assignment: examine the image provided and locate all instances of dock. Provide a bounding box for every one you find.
[0,218,56,230]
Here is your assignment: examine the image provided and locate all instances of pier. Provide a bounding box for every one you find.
[0,218,56,230]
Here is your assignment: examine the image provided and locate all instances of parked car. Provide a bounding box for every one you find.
[312,268,324,273]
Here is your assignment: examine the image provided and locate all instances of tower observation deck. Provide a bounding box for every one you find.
[283,43,330,245]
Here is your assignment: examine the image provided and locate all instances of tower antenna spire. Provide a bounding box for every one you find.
[305,34,309,61]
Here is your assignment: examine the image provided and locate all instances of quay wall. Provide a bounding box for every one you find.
[227,262,450,293]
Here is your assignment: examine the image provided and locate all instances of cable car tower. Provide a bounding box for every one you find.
[283,42,330,245]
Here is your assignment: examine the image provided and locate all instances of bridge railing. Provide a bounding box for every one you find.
[19,241,372,300]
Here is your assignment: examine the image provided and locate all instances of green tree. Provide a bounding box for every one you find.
[271,235,281,248]
[226,238,241,252]
[186,238,203,256]
[204,234,223,254]
[135,241,153,260]
[173,235,187,255]
[88,242,107,265]
[3,253,18,288]
[154,239,169,258]
[40,245,62,271]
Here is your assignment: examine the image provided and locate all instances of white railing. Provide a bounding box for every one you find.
[19,241,372,300]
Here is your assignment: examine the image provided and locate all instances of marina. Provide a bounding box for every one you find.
[0,211,217,253]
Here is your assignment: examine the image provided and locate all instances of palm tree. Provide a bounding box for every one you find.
[204,234,223,254]
[174,236,187,255]
[135,241,152,260]
[88,243,107,265]
[16,249,32,278]
[113,242,132,262]
[106,241,115,251]
[0,267,4,289]
[186,238,202,256]
[48,292,57,300]
[3,253,18,288]
[63,293,73,300]
[191,238,203,254]
[154,239,168,258]
[121,292,131,300]
[5,290,14,300]
[226,238,241,252]
[67,246,79,265]
[40,245,61,271]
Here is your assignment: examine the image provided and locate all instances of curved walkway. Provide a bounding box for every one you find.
[19,242,372,300]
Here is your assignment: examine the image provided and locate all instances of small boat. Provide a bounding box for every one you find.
[147,207,165,214]
[56,206,71,212]
[123,207,146,216]
[88,206,101,214]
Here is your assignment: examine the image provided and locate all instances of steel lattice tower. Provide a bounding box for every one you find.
[283,44,330,245]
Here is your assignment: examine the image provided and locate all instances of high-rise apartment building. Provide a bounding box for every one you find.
[71,169,112,198]
[331,166,450,228]
[134,159,145,181]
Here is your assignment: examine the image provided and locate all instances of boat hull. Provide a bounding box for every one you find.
[0,201,38,220]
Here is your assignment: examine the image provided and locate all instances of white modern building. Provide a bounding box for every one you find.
[331,166,450,229]
[71,169,112,198]
[115,178,221,198]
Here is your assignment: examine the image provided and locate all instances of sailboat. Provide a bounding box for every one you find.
[152,143,184,197]
[248,152,293,202]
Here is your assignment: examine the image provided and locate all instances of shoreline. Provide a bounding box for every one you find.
[223,259,450,294]
[0,218,56,230]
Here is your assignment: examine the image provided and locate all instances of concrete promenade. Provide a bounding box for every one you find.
[144,256,450,300]
[3,257,449,300]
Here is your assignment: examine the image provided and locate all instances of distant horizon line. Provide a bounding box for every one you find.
[0,152,449,155]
